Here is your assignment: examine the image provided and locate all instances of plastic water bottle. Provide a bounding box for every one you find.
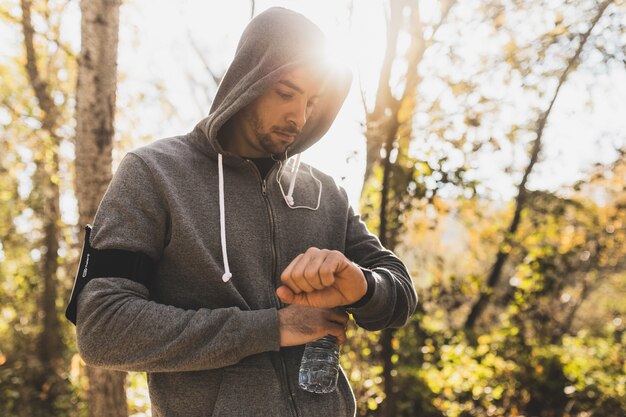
[298,335,340,393]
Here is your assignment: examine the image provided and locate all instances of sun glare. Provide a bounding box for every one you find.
[110,0,626,206]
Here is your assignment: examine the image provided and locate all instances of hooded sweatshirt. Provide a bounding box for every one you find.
[75,7,417,417]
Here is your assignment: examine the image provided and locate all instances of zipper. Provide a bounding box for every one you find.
[246,160,300,417]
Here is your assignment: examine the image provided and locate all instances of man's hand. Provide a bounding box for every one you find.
[276,248,367,309]
[277,305,349,347]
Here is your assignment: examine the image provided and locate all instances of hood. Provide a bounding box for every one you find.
[193,7,352,162]
[190,7,353,283]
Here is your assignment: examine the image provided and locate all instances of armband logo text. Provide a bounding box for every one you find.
[82,253,90,278]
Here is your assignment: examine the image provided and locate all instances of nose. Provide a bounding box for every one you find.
[286,99,308,131]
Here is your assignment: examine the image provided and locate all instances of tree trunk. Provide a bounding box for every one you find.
[85,368,128,417]
[378,120,397,417]
[20,1,65,414]
[380,328,396,417]
[361,2,455,416]
[76,0,119,225]
[75,0,126,416]
[38,155,63,415]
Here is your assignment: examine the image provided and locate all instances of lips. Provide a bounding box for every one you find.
[274,130,297,143]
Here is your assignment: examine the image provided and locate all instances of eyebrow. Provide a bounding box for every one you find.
[278,80,319,99]
[278,80,304,94]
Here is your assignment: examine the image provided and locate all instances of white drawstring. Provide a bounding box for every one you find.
[218,154,232,282]
[219,151,319,284]
[285,153,302,206]
[276,153,322,211]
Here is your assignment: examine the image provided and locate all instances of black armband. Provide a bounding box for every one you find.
[64,225,156,325]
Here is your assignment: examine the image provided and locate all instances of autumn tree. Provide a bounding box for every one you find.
[74,0,126,416]
[464,0,615,330]
[0,0,78,415]
[354,1,460,415]
[353,0,625,415]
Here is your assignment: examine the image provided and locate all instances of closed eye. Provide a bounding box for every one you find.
[276,90,293,100]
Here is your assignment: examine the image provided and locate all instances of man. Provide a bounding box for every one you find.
[69,7,417,417]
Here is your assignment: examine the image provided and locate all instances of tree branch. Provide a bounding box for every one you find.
[464,0,614,330]
[426,0,456,46]
[187,31,223,88]
[370,0,403,120]
[20,0,60,136]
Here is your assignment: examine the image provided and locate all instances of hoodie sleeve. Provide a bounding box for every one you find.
[75,152,281,373]
[343,204,418,331]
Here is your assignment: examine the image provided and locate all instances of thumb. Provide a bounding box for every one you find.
[277,286,312,306]
[276,286,295,304]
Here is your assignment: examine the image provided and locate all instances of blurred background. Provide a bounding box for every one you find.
[0,0,624,416]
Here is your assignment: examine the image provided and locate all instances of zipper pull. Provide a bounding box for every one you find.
[262,179,267,195]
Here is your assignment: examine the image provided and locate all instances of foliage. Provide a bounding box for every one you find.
[0,0,83,415]
[378,159,626,417]
[0,0,624,416]
[351,0,625,415]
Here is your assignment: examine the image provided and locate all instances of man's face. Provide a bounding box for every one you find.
[231,66,322,158]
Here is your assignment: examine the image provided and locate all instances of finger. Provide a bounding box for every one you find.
[319,252,344,287]
[293,268,317,293]
[286,248,319,293]
[288,278,306,294]
[280,253,304,283]
[302,249,329,291]
[281,254,307,294]
[277,287,312,306]
[289,248,317,281]
[324,322,347,345]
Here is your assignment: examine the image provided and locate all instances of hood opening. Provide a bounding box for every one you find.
[193,7,352,162]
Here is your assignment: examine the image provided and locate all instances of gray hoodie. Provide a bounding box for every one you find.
[76,7,417,417]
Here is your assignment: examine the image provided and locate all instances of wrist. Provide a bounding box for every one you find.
[277,308,291,347]
[344,267,376,309]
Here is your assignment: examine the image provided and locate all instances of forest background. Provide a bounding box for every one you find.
[0,0,624,416]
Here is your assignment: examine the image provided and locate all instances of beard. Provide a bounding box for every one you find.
[258,132,288,155]
[251,111,300,156]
